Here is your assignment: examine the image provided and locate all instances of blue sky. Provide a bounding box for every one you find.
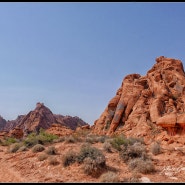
[1,2,185,125]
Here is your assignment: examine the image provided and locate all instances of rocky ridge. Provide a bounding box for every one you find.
[0,102,88,138]
[92,56,185,142]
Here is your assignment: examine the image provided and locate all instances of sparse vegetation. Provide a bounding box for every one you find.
[103,140,112,153]
[99,171,119,182]
[151,142,161,155]
[32,144,45,153]
[119,142,148,163]
[65,135,77,143]
[82,156,106,177]
[77,145,105,164]
[17,145,28,152]
[1,137,18,146]
[128,158,155,174]
[48,156,59,165]
[62,150,77,167]
[7,143,22,153]
[45,146,57,155]
[76,145,106,177]
[23,129,58,147]
[110,134,129,151]
[38,153,48,161]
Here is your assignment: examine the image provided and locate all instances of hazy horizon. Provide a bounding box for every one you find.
[1,2,185,125]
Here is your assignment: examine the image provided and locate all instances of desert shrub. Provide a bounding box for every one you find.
[52,137,65,143]
[151,142,161,155]
[103,141,112,153]
[48,156,59,165]
[127,137,144,145]
[45,146,57,155]
[77,145,105,164]
[32,144,45,153]
[65,135,77,143]
[2,137,18,146]
[110,135,130,151]
[99,171,119,182]
[82,156,106,177]
[85,135,97,144]
[62,150,78,167]
[17,145,28,152]
[74,129,90,138]
[38,153,48,161]
[128,158,155,174]
[119,142,148,163]
[24,129,58,147]
[37,129,59,144]
[96,135,109,143]
[23,132,41,147]
[77,145,106,177]
[7,143,22,153]
[129,172,141,183]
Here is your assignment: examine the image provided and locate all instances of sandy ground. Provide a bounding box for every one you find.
[0,139,185,183]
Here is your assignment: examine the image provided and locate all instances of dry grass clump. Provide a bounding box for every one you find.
[150,142,161,155]
[103,140,112,153]
[7,143,22,153]
[119,142,148,162]
[17,145,28,152]
[77,145,106,177]
[62,150,78,167]
[48,156,60,165]
[32,144,45,153]
[128,158,155,174]
[45,146,57,155]
[38,153,48,161]
[64,135,77,143]
[99,171,119,182]
[82,156,106,177]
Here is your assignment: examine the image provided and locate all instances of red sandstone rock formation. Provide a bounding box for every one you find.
[45,123,73,137]
[1,102,89,137]
[0,116,6,130]
[54,115,88,130]
[92,56,185,137]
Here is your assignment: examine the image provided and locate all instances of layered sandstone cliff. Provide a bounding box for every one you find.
[93,56,185,138]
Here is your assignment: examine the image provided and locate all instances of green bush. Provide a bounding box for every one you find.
[2,137,18,146]
[23,129,58,147]
[62,150,77,167]
[32,144,45,153]
[110,135,129,151]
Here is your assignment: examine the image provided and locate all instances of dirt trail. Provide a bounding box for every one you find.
[0,148,25,182]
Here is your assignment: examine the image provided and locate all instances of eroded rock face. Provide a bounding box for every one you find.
[45,123,74,137]
[1,102,89,137]
[92,56,185,137]
[0,116,6,130]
